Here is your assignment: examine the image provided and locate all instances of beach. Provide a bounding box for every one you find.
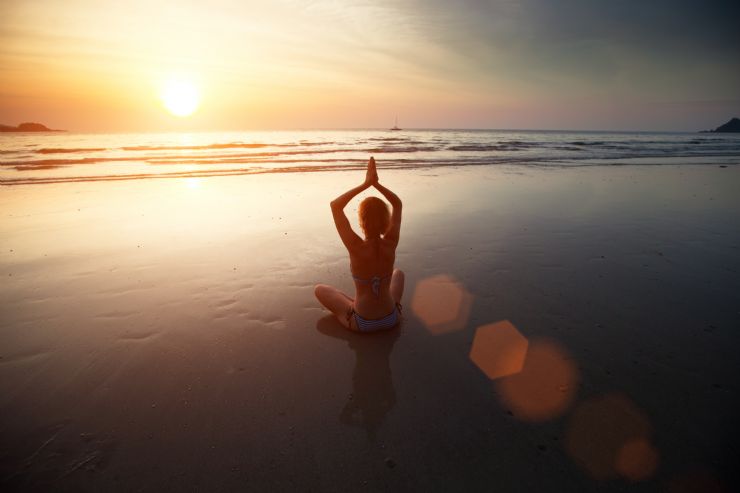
[1,162,739,491]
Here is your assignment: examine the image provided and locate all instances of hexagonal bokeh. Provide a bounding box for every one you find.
[411,274,473,334]
[495,339,578,422]
[565,393,659,481]
[469,320,529,380]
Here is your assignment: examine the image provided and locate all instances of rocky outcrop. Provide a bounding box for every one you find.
[0,122,64,132]
[707,118,740,133]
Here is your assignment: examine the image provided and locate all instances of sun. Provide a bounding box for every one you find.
[161,78,200,117]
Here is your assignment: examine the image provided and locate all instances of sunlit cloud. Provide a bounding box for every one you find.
[1,0,738,130]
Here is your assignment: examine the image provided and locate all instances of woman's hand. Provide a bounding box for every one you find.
[364,156,379,186]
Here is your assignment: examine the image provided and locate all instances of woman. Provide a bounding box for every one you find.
[315,157,404,332]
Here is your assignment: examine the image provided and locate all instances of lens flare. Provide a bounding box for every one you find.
[411,274,472,334]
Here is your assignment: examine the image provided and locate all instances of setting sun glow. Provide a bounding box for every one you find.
[161,79,200,117]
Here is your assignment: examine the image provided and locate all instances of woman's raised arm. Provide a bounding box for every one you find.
[372,164,402,245]
[329,160,376,249]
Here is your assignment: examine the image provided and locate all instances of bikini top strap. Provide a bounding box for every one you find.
[371,276,381,297]
[352,273,392,297]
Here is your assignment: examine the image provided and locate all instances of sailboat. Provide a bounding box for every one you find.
[390,116,402,131]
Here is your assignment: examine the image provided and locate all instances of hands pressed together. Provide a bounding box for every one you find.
[364,156,379,187]
[330,155,400,230]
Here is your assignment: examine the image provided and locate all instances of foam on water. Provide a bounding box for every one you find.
[2,129,739,185]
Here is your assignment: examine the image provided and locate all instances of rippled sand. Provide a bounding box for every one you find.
[1,165,739,491]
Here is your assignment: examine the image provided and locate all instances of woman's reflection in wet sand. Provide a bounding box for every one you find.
[316,315,400,441]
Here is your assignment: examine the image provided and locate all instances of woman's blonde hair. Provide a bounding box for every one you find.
[358,196,390,238]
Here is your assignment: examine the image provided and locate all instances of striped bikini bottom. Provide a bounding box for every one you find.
[348,303,402,333]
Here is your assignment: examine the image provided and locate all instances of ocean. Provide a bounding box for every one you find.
[2,129,739,185]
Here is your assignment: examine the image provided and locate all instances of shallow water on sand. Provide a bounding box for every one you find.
[1,165,739,491]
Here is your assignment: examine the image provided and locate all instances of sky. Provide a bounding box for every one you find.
[1,0,739,132]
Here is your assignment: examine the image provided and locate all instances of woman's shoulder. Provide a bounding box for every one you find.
[350,239,395,259]
[362,237,397,252]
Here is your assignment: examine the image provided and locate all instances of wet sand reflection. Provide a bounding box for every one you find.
[316,316,400,441]
[666,467,732,493]
[566,393,659,481]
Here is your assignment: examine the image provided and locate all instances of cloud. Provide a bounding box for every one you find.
[1,0,738,130]
[377,0,740,98]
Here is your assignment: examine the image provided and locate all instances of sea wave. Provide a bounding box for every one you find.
[37,147,108,154]
[2,129,739,185]
[120,141,335,151]
[448,144,519,151]
[122,142,269,151]
[365,146,439,153]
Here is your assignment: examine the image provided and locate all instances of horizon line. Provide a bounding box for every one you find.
[3,126,722,135]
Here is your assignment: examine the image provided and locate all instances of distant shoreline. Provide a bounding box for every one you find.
[2,121,738,134]
[4,128,740,135]
[0,122,65,133]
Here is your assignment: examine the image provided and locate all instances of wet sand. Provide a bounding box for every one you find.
[1,165,739,491]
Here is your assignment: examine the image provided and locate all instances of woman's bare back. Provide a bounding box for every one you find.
[350,237,397,318]
[314,156,405,331]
